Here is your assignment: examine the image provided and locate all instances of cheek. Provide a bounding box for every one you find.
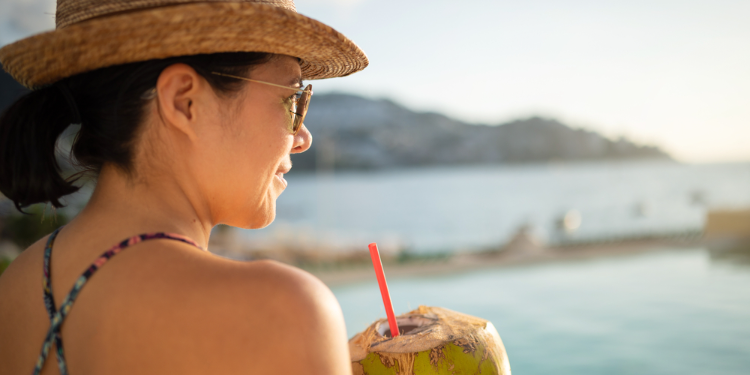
[189,121,255,196]
[212,118,291,194]
[192,96,294,221]
[216,134,292,228]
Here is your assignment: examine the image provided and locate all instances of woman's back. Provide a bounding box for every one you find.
[0,0,368,372]
[0,225,351,375]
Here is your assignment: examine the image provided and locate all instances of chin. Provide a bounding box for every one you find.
[242,202,277,230]
[251,214,276,229]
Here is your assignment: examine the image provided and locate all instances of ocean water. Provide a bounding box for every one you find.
[240,160,750,373]
[241,160,750,253]
[333,248,750,375]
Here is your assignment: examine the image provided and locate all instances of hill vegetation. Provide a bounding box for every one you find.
[292,93,670,170]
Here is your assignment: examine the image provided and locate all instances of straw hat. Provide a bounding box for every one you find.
[0,0,369,89]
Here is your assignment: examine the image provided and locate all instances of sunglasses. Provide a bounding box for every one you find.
[211,72,312,135]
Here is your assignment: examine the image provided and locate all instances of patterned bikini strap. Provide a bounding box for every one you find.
[34,227,204,375]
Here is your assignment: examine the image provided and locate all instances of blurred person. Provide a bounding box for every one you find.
[0,0,367,374]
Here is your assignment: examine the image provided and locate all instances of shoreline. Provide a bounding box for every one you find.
[307,238,704,286]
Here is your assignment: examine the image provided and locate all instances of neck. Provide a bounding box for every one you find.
[69,164,213,249]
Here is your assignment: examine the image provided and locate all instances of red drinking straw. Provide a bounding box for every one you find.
[368,242,400,338]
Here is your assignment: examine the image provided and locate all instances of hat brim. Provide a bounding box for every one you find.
[0,2,369,88]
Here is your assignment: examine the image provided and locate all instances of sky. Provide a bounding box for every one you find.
[2,0,749,163]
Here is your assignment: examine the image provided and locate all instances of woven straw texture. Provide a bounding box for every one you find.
[0,0,368,88]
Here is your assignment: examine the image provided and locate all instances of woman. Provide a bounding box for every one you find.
[0,0,368,374]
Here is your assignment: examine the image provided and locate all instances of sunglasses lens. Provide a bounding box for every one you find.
[292,85,312,134]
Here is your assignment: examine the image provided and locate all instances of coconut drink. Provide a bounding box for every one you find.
[349,305,511,375]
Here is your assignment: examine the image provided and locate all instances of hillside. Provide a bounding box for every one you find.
[292,93,670,170]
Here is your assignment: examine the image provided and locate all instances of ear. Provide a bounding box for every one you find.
[155,63,206,142]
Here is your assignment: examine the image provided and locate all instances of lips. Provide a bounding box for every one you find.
[275,164,291,188]
[274,172,287,188]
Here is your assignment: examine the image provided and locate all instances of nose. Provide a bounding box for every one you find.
[291,123,312,154]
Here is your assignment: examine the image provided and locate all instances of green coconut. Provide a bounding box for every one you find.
[349,306,511,375]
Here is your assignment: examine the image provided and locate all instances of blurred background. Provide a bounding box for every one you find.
[1,0,749,374]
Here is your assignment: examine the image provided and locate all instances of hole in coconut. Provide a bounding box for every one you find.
[377,316,435,338]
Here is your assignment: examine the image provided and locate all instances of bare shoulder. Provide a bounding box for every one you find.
[0,234,48,300]
[200,257,345,329]
[200,259,352,374]
[1,237,353,375]
[0,236,52,375]
[117,244,352,375]
[225,259,340,314]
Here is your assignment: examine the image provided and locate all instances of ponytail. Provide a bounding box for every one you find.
[0,84,80,212]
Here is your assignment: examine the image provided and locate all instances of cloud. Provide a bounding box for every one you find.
[0,0,56,47]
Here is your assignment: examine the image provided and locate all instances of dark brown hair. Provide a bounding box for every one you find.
[0,52,272,212]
